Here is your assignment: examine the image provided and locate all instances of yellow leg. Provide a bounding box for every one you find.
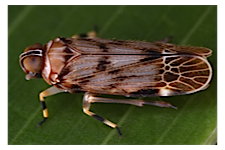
[82,92,123,137]
[38,86,64,127]
[72,30,97,39]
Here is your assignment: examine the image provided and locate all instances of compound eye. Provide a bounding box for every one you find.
[23,56,43,73]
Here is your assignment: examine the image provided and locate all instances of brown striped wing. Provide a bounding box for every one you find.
[48,38,212,97]
[67,37,212,57]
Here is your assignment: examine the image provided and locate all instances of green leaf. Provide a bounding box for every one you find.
[8,5,217,145]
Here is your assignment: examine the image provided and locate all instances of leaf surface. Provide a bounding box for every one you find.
[8,5,217,145]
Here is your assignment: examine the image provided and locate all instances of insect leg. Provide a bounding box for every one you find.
[83,92,123,137]
[72,30,97,39]
[38,86,64,127]
[156,36,173,43]
[85,94,177,109]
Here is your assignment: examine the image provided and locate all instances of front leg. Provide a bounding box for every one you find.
[38,86,64,126]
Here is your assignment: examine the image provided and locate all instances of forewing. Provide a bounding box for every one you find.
[45,37,212,97]
[67,37,212,57]
[58,53,212,97]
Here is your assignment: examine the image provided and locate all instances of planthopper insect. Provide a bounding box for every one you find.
[19,31,212,137]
